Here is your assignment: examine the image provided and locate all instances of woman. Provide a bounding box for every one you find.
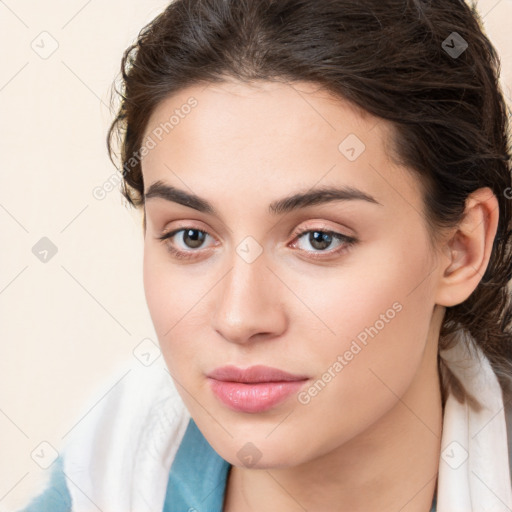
[21,0,512,510]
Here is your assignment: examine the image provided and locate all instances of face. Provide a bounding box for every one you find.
[141,80,443,468]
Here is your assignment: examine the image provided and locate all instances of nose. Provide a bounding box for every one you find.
[211,250,287,345]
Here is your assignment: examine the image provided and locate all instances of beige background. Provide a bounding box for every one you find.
[1,0,511,510]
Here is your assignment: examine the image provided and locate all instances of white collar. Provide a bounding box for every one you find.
[437,331,512,511]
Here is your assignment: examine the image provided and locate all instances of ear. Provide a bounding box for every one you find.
[435,187,499,307]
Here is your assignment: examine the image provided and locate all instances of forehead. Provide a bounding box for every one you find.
[141,80,424,217]
[144,79,376,142]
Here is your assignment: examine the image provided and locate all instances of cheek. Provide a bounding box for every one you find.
[296,296,431,455]
[143,243,195,328]
[142,244,189,358]
[142,243,215,375]
[286,230,435,353]
[293,237,437,439]
[143,244,169,334]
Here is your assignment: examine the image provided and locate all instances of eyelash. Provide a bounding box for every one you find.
[156,225,357,261]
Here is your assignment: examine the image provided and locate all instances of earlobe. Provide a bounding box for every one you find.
[435,187,499,307]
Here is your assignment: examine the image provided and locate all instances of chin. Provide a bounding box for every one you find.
[216,438,307,470]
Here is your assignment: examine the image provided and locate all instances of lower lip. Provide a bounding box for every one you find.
[208,378,308,413]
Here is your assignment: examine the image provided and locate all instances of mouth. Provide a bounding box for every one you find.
[206,365,309,413]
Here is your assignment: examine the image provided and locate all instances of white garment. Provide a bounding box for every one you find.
[57,334,511,512]
[436,333,512,511]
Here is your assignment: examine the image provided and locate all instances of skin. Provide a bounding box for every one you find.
[140,80,499,512]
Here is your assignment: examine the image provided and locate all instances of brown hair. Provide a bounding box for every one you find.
[107,0,512,407]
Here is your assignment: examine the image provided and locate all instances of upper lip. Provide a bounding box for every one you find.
[207,365,309,383]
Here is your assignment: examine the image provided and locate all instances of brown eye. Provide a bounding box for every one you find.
[157,227,214,260]
[304,231,335,250]
[290,227,358,260]
[179,229,207,249]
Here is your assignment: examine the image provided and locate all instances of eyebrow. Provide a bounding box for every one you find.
[144,180,382,216]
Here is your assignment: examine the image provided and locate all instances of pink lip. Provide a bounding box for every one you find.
[207,365,309,413]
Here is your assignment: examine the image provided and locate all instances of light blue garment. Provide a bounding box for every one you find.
[20,417,436,512]
[20,455,71,512]
[163,417,230,511]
